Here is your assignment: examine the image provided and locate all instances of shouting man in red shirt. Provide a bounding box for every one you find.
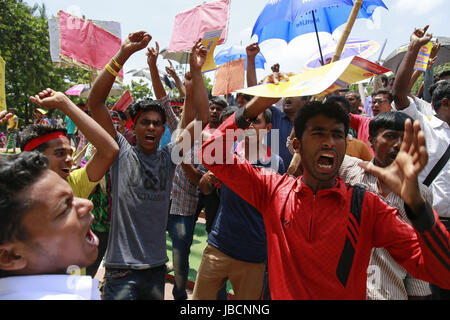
[198,85,450,299]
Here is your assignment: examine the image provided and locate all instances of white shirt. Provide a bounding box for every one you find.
[0,275,101,300]
[393,96,450,217]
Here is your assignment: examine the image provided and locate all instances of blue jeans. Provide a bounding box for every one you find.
[103,266,166,300]
[167,214,196,300]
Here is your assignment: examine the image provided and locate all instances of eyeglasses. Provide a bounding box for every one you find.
[139,119,164,127]
[373,99,389,104]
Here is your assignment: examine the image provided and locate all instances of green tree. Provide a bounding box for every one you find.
[0,0,88,126]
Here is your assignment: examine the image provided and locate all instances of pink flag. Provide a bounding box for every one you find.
[65,84,87,96]
[112,90,133,112]
[168,0,230,52]
[59,11,123,77]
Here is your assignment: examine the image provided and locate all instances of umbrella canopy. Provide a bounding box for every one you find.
[214,44,267,70]
[253,0,387,44]
[383,36,450,74]
[126,68,151,80]
[77,83,124,99]
[160,48,190,65]
[304,38,380,69]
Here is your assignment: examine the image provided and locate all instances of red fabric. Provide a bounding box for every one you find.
[59,11,123,77]
[24,131,67,151]
[198,113,450,299]
[168,0,230,52]
[112,90,133,112]
[350,113,374,156]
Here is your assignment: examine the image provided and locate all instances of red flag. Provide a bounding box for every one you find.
[168,0,230,52]
[59,11,123,77]
[112,90,133,112]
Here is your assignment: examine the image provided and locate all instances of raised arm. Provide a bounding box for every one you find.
[177,72,194,130]
[30,89,119,182]
[175,39,210,156]
[246,42,260,87]
[147,41,167,100]
[392,26,433,110]
[166,60,186,98]
[88,31,152,138]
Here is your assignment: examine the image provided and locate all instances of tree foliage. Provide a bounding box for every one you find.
[0,0,88,126]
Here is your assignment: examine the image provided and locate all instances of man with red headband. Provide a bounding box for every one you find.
[19,89,119,200]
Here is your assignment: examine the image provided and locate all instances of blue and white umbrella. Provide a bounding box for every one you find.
[214,44,267,70]
[252,0,387,65]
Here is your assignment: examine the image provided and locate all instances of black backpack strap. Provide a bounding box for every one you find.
[336,184,366,287]
[423,144,450,187]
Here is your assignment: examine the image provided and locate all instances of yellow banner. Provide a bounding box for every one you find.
[238,56,391,98]
[201,29,222,73]
[414,42,433,72]
[0,56,6,111]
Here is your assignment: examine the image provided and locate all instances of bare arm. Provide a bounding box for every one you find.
[30,89,119,182]
[392,26,433,110]
[246,42,259,87]
[180,163,202,186]
[147,42,167,100]
[166,61,186,98]
[198,171,218,195]
[176,40,210,156]
[88,31,152,138]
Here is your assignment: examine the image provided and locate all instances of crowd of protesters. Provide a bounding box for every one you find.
[0,24,449,301]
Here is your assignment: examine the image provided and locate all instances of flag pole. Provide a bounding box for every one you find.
[331,0,363,62]
[311,10,325,66]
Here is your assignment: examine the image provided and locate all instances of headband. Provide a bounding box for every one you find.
[24,131,67,152]
[133,110,143,124]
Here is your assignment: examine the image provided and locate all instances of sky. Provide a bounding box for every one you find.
[25,0,448,87]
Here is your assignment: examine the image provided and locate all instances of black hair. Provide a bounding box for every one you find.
[128,99,166,124]
[235,93,253,103]
[19,124,68,152]
[262,108,272,125]
[219,106,239,123]
[430,80,450,112]
[209,96,228,110]
[294,101,349,140]
[374,88,394,103]
[436,69,450,81]
[380,74,389,87]
[345,91,361,100]
[326,95,351,114]
[0,152,49,245]
[117,111,128,121]
[369,111,414,138]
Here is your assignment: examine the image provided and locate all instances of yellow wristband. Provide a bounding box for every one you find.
[105,64,118,77]
[110,58,122,70]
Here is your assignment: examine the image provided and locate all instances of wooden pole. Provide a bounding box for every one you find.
[331,0,363,62]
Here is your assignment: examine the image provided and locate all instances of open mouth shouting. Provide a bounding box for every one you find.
[316,151,337,173]
[144,134,156,143]
[60,167,71,178]
[85,216,99,248]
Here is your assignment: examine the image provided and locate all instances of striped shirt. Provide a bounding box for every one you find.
[339,155,432,299]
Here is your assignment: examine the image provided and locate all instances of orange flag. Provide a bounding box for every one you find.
[212,58,245,96]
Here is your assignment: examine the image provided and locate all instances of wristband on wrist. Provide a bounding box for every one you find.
[105,64,118,77]
[110,58,123,70]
